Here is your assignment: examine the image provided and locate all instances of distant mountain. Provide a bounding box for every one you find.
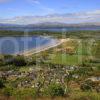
[0,10,100,25]
[0,22,100,29]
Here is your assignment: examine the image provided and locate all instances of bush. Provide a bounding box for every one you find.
[0,61,5,66]
[13,88,37,99]
[81,84,92,92]
[4,55,14,65]
[2,87,13,97]
[0,79,5,88]
[13,55,27,66]
[80,80,94,91]
[48,83,65,97]
[27,57,36,65]
[0,56,5,66]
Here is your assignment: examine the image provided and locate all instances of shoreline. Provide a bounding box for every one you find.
[20,38,69,56]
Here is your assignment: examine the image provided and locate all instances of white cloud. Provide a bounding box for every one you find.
[0,0,11,3]
[27,0,40,4]
[77,10,100,17]
[38,5,55,14]
[0,10,100,25]
[27,0,55,14]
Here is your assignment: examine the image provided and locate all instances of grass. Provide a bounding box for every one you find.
[48,39,100,66]
[70,91,100,100]
[49,54,82,65]
[19,67,30,72]
[49,41,93,65]
[0,91,99,100]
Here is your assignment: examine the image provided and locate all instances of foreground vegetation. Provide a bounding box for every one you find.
[0,30,100,100]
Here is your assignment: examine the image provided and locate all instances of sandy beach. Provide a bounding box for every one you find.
[21,38,69,56]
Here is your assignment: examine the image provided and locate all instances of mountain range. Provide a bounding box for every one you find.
[0,22,100,29]
[0,10,100,25]
[0,11,100,28]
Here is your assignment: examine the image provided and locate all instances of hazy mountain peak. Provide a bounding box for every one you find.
[0,11,100,25]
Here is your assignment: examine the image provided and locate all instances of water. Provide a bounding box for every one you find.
[0,26,100,54]
[0,26,100,32]
[0,36,57,54]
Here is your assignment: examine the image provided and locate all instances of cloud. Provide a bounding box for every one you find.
[27,0,55,14]
[38,5,55,14]
[27,0,40,4]
[0,10,100,24]
[32,0,40,4]
[0,0,11,3]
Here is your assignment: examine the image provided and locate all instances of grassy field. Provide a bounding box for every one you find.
[48,39,100,65]
[49,54,82,65]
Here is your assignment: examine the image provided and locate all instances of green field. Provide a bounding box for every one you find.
[48,39,100,65]
[50,54,82,65]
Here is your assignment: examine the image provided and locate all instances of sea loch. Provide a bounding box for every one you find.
[0,36,57,54]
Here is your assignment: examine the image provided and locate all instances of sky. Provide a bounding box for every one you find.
[0,0,100,18]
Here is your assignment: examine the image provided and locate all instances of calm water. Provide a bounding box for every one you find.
[0,36,57,54]
[0,26,100,32]
[0,26,100,54]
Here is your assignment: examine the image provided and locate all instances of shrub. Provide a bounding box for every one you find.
[0,79,5,89]
[2,87,13,97]
[4,55,14,65]
[80,80,94,91]
[0,56,5,66]
[27,57,36,65]
[13,55,27,66]
[81,84,92,92]
[48,83,65,97]
[13,88,37,100]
